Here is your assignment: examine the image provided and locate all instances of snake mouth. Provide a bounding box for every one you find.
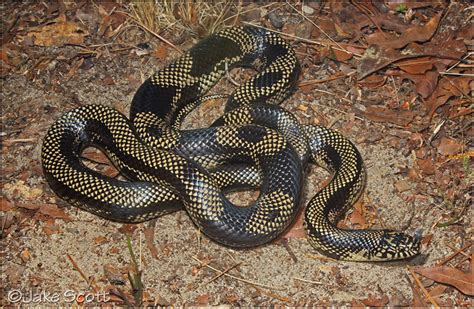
[377,230,422,261]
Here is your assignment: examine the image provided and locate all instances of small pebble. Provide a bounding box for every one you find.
[268,12,284,29]
[394,179,411,192]
[298,104,308,112]
[302,5,314,15]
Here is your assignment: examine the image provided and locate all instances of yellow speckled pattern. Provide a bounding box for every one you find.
[42,26,421,260]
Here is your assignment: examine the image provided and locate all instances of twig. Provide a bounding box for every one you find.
[439,72,474,77]
[222,2,279,24]
[242,22,362,58]
[2,138,37,146]
[66,254,99,292]
[446,244,470,258]
[351,1,386,39]
[440,51,472,74]
[304,253,338,262]
[408,268,440,309]
[299,72,353,86]
[252,286,291,303]
[206,262,242,284]
[286,2,356,56]
[293,276,323,285]
[280,238,298,263]
[118,11,183,54]
[309,101,365,122]
[454,253,472,268]
[312,88,353,104]
[192,256,285,290]
[436,243,472,266]
[111,288,134,307]
[390,76,401,107]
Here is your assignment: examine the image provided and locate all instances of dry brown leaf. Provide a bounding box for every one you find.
[144,226,159,259]
[360,294,390,307]
[23,18,88,47]
[358,75,386,88]
[104,263,127,285]
[38,204,71,221]
[396,57,434,75]
[98,14,112,36]
[366,13,441,50]
[394,179,411,192]
[297,104,308,112]
[351,298,366,307]
[94,236,109,245]
[402,70,439,98]
[412,260,474,296]
[43,220,61,236]
[153,46,169,60]
[20,248,31,263]
[330,47,353,62]
[425,77,472,118]
[82,148,112,165]
[65,58,84,80]
[429,284,449,302]
[118,224,138,235]
[0,197,14,212]
[360,105,417,126]
[17,203,40,210]
[409,275,428,307]
[281,209,305,239]
[386,1,437,10]
[102,75,115,86]
[195,294,210,305]
[408,34,467,61]
[1,214,15,235]
[437,137,463,156]
[347,198,368,227]
[416,158,436,175]
[348,208,367,227]
[359,31,466,80]
[358,45,410,80]
[310,18,337,39]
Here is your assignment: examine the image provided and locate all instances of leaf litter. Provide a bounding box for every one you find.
[1,0,472,307]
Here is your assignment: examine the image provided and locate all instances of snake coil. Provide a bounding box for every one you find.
[42,26,421,261]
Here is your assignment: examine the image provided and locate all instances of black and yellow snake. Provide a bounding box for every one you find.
[42,26,421,261]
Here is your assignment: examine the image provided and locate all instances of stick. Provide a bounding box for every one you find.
[192,256,285,290]
[118,11,183,54]
[285,2,353,56]
[293,276,323,285]
[436,243,472,266]
[253,286,291,303]
[206,262,242,284]
[242,22,361,57]
[299,72,353,86]
[408,268,440,309]
[66,253,98,292]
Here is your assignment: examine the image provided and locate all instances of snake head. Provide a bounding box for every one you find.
[375,229,422,261]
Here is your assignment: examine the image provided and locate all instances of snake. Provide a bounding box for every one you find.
[42,26,421,261]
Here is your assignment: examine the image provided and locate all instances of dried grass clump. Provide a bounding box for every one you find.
[129,0,242,37]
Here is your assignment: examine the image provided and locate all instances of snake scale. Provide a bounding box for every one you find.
[42,26,421,261]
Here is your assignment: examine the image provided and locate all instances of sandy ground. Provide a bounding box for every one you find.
[1,49,456,305]
[1,28,467,307]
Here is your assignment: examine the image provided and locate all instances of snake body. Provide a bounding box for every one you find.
[42,26,421,261]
